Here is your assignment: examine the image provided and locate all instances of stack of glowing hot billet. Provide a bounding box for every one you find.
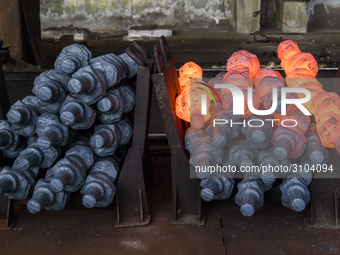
[181,46,332,217]
[221,50,260,119]
[278,40,340,155]
[0,44,137,213]
[175,62,212,129]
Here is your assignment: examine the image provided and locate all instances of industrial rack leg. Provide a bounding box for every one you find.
[152,36,204,225]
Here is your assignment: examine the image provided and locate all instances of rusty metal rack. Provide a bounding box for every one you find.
[0,40,153,229]
[115,41,153,227]
[305,65,340,229]
[152,36,204,225]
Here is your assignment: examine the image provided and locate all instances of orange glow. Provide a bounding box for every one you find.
[286,68,316,80]
[282,53,318,77]
[316,115,340,154]
[277,40,300,61]
[222,67,252,88]
[273,113,281,123]
[254,68,284,90]
[178,62,203,93]
[179,62,203,78]
[254,68,284,108]
[175,62,209,129]
[315,93,340,152]
[221,51,260,118]
[174,43,340,155]
[178,75,191,92]
[295,83,324,114]
[227,50,260,77]
[175,80,211,128]
[278,40,340,153]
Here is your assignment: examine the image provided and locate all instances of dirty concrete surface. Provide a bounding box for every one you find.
[0,160,340,255]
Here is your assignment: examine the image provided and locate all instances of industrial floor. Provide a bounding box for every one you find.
[0,160,340,255]
[1,29,340,254]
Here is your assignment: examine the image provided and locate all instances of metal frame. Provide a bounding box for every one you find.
[152,36,204,225]
[115,42,153,227]
[305,62,340,228]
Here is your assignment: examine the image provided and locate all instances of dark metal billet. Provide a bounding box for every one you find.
[36,113,75,149]
[280,170,312,212]
[241,115,273,149]
[68,53,137,105]
[0,120,26,158]
[12,143,61,171]
[228,138,258,169]
[27,169,70,214]
[81,157,119,208]
[257,146,291,191]
[54,44,92,76]
[200,177,234,202]
[0,166,41,200]
[300,123,329,165]
[89,120,133,157]
[96,82,135,124]
[6,96,43,137]
[49,143,96,193]
[271,126,307,160]
[185,128,223,179]
[235,178,265,217]
[205,104,241,148]
[32,70,70,113]
[59,95,97,129]
[200,153,235,202]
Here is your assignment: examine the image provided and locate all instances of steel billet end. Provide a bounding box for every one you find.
[50,169,73,192]
[7,109,30,125]
[61,59,78,74]
[240,204,255,217]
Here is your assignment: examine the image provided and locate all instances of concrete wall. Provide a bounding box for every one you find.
[236,0,260,33]
[40,0,340,34]
[277,0,308,33]
[40,0,236,31]
[307,0,340,31]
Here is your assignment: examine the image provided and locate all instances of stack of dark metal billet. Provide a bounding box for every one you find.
[0,44,137,213]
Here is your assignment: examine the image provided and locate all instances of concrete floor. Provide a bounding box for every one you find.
[2,30,340,254]
[0,160,340,255]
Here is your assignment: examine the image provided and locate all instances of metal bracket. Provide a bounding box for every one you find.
[152,36,205,225]
[0,195,15,230]
[115,146,151,227]
[305,178,340,229]
[115,64,152,227]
